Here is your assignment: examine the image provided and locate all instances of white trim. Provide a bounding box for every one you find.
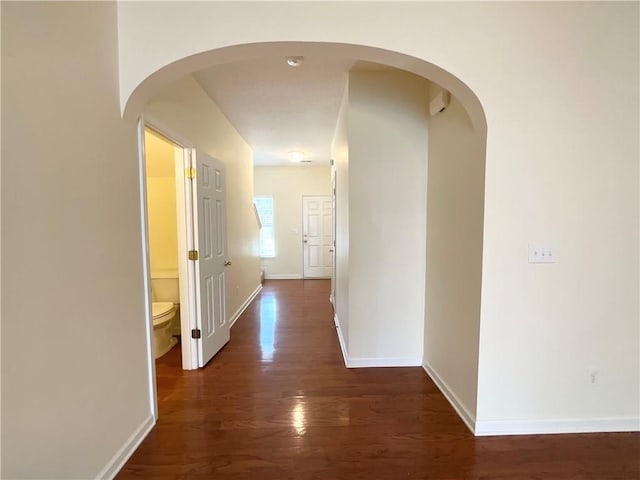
[475,417,640,436]
[422,364,640,437]
[143,114,192,148]
[333,313,421,368]
[95,415,155,480]
[136,117,158,420]
[334,314,349,368]
[348,356,422,368]
[229,284,262,328]
[264,274,302,280]
[174,146,198,370]
[422,363,476,434]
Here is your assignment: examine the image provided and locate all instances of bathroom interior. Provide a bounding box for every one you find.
[144,128,182,360]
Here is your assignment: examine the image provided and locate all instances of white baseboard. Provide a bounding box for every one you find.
[475,417,640,436]
[229,284,262,328]
[348,356,423,368]
[333,314,420,368]
[422,362,640,436]
[96,414,155,479]
[422,363,476,434]
[264,274,302,280]
[334,314,349,368]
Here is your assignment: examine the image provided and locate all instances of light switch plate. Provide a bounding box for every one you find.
[528,244,556,264]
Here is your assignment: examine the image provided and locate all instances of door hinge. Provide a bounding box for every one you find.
[185,167,196,179]
[188,250,199,261]
[191,329,201,339]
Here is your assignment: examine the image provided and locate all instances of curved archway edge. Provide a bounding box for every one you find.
[123,42,487,135]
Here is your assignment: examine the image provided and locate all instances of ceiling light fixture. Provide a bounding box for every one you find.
[286,56,304,67]
[289,151,304,162]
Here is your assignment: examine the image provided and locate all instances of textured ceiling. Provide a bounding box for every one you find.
[194,55,357,166]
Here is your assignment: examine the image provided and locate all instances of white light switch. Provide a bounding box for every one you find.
[528,244,556,264]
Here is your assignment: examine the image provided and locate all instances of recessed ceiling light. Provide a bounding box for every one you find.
[286,56,304,67]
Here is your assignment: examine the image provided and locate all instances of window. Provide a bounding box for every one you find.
[254,196,275,258]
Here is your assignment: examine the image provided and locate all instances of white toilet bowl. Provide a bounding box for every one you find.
[152,302,178,359]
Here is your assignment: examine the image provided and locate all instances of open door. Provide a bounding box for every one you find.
[192,149,229,367]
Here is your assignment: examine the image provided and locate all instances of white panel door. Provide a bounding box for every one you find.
[193,150,229,367]
[303,195,333,278]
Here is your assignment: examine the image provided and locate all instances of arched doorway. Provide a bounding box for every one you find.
[126,41,487,431]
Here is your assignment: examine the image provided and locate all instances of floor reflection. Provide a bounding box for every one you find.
[259,293,277,362]
[291,399,307,436]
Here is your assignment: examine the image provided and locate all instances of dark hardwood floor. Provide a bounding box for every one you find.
[118,279,640,479]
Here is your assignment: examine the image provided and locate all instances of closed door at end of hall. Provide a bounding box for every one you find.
[303,195,333,278]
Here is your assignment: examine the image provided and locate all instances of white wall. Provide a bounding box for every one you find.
[473,5,639,432]
[2,3,152,477]
[254,166,331,278]
[424,90,485,426]
[116,1,639,432]
[331,83,350,349]
[347,70,428,363]
[144,76,262,323]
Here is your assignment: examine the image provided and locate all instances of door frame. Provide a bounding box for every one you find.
[139,114,201,375]
[330,167,337,305]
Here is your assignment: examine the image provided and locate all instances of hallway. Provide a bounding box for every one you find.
[118,280,639,479]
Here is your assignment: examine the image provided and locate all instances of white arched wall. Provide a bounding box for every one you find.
[118,2,639,434]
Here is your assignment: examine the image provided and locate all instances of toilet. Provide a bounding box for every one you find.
[152,302,178,359]
[151,270,180,359]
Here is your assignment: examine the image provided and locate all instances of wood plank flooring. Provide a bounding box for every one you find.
[118,279,640,479]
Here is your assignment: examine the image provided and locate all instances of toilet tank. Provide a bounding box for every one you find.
[151,269,180,303]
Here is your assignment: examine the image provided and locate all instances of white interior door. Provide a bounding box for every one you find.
[193,150,229,367]
[303,195,333,278]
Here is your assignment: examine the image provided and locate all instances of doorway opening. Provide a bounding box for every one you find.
[141,124,195,373]
[141,121,233,373]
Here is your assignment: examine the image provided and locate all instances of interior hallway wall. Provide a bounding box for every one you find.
[424,90,485,426]
[331,83,350,350]
[254,166,331,279]
[347,69,429,363]
[1,3,151,477]
[144,75,262,323]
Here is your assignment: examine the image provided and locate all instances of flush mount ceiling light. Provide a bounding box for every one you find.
[286,56,304,67]
[289,151,304,162]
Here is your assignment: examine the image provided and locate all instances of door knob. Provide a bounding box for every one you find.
[224,261,232,266]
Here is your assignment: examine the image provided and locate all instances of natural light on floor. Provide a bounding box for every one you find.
[259,293,277,362]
